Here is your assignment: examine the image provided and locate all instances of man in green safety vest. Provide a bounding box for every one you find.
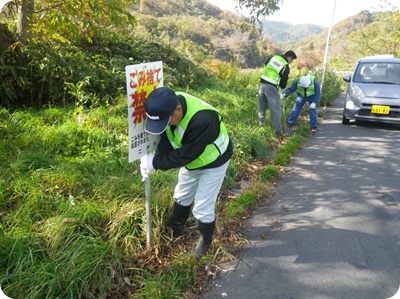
[140,87,233,258]
[258,50,297,136]
[282,74,321,133]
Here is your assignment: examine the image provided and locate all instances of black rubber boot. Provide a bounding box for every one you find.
[193,220,215,258]
[168,202,191,237]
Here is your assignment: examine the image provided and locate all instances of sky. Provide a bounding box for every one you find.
[207,0,400,27]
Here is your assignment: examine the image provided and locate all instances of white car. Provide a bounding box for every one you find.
[342,55,400,125]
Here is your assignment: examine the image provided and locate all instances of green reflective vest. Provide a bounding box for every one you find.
[260,55,288,86]
[297,76,316,98]
[166,92,230,170]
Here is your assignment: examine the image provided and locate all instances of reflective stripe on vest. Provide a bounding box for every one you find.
[297,76,316,97]
[260,55,288,85]
[166,92,230,170]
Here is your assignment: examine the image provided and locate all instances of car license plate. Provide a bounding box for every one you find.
[371,105,390,114]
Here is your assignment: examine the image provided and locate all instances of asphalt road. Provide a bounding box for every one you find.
[204,93,400,299]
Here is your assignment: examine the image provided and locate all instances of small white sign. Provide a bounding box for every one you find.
[125,61,163,163]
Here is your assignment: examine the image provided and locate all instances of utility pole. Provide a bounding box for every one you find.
[321,0,337,95]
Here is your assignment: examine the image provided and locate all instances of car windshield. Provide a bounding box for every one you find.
[353,62,400,85]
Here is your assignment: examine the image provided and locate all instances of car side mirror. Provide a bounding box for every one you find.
[343,76,351,82]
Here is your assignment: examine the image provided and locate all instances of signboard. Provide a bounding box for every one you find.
[125,61,163,163]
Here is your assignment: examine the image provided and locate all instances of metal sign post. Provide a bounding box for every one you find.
[144,176,151,249]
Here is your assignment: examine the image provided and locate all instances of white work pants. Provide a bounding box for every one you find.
[173,161,230,223]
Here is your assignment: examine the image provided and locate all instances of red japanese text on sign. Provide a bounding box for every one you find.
[129,67,162,127]
[130,89,147,126]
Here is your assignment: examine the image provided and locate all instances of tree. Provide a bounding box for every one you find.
[2,0,137,44]
[18,0,34,44]
[236,0,283,24]
[350,11,400,58]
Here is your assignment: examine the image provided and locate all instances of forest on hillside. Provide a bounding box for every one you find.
[0,0,399,107]
[132,0,274,68]
[132,0,400,72]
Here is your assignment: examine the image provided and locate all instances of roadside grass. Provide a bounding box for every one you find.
[0,71,339,298]
[273,126,309,166]
[225,192,257,218]
[132,256,199,299]
[261,165,279,182]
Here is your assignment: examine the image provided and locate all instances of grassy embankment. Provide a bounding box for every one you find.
[0,68,341,298]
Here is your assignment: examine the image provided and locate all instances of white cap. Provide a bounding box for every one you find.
[300,76,311,88]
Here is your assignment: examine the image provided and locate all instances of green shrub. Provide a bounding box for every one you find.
[316,68,342,106]
[0,33,206,108]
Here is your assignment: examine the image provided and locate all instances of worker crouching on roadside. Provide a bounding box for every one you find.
[283,74,321,133]
[140,87,233,258]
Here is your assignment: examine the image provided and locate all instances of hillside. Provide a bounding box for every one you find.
[258,20,326,44]
[131,0,390,71]
[288,10,377,70]
[1,0,397,108]
[131,0,274,68]
[131,0,320,68]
